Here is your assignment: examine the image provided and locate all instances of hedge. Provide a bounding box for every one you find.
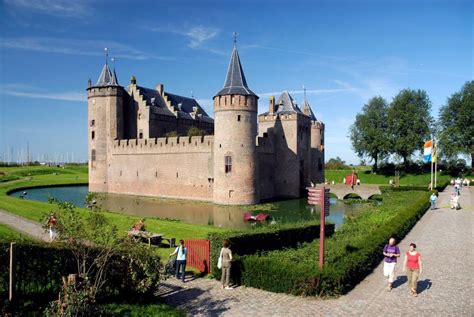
[226,190,430,296]
[0,241,161,301]
[208,221,335,277]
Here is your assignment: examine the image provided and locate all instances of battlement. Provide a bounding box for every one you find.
[214,94,258,112]
[258,112,309,122]
[112,135,214,154]
[312,121,324,129]
[87,86,124,98]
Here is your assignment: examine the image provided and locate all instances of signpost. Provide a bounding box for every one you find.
[307,186,330,268]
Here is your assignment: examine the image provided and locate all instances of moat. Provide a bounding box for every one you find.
[10,185,364,229]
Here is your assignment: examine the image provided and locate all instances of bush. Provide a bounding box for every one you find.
[229,190,430,296]
[0,241,162,301]
[208,221,335,277]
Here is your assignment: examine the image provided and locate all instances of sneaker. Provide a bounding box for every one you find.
[225,286,233,290]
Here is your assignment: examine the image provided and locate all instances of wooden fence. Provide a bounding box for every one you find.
[186,239,210,274]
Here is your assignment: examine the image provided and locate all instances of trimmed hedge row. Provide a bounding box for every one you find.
[208,221,335,276]
[229,190,430,296]
[0,241,161,300]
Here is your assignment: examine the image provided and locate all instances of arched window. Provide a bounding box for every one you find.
[225,156,232,174]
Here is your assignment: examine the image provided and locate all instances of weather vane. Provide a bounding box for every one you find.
[104,47,109,64]
[233,32,237,45]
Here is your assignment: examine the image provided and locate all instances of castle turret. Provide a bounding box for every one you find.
[87,51,124,193]
[212,43,259,205]
[302,94,325,184]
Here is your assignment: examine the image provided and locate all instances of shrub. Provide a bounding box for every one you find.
[208,221,335,277]
[229,191,430,296]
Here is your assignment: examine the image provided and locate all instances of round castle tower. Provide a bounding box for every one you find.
[213,45,259,205]
[87,56,123,193]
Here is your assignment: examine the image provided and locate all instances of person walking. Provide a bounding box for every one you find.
[219,239,233,289]
[47,213,57,241]
[383,237,400,291]
[429,192,437,210]
[170,239,187,282]
[403,243,422,297]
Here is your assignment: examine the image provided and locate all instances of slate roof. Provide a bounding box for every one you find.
[215,47,257,97]
[136,86,213,123]
[96,62,119,86]
[301,99,317,121]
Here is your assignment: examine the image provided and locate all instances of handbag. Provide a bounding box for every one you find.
[217,248,223,269]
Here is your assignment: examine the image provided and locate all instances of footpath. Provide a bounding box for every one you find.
[158,186,473,316]
[0,210,50,242]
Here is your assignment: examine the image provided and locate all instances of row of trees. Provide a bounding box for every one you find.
[349,81,473,170]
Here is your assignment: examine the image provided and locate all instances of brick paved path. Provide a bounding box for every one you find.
[0,210,49,241]
[158,186,473,316]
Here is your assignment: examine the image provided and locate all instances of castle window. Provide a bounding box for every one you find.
[91,131,95,140]
[120,171,122,176]
[176,172,179,178]
[90,119,95,127]
[155,171,158,178]
[138,113,142,120]
[225,156,232,174]
[237,115,241,122]
[139,132,143,139]
[244,96,247,106]
[91,150,96,161]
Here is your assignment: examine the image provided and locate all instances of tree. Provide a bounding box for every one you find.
[387,89,433,165]
[437,81,474,169]
[187,126,206,137]
[325,157,348,170]
[349,96,389,170]
[45,201,161,315]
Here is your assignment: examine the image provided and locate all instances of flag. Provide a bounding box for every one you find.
[423,140,433,162]
[432,144,437,163]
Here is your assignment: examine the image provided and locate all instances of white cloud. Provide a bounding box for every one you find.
[0,37,172,61]
[0,84,85,102]
[143,25,224,54]
[4,0,89,18]
[258,88,355,97]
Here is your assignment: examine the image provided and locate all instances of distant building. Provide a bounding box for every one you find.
[87,44,324,205]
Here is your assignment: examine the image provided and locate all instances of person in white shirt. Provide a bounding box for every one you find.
[170,239,188,282]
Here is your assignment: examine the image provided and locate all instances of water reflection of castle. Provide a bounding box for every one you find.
[87,43,325,205]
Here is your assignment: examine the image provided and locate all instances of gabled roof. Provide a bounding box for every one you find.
[215,47,257,97]
[275,91,304,115]
[136,86,213,123]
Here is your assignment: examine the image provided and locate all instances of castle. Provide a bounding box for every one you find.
[87,44,325,205]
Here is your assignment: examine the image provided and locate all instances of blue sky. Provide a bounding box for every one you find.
[0,0,472,164]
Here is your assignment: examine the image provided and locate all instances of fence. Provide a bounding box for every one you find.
[186,239,210,274]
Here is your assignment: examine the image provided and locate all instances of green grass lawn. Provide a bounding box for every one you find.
[325,169,451,186]
[0,223,33,242]
[0,165,226,260]
[100,303,185,317]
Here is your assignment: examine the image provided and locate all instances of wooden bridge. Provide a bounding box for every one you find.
[315,184,381,200]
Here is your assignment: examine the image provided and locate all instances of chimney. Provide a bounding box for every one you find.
[269,96,276,114]
[156,83,164,96]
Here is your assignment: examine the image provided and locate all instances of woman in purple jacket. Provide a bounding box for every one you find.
[383,237,401,291]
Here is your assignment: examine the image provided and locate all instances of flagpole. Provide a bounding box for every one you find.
[434,142,437,188]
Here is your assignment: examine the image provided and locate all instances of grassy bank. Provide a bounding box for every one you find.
[0,224,33,242]
[325,169,451,186]
[0,166,226,260]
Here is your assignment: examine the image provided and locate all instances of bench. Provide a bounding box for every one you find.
[127,230,175,247]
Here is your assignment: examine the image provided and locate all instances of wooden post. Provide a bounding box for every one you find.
[9,242,16,302]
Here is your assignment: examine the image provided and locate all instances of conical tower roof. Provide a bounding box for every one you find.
[215,47,257,97]
[302,99,317,121]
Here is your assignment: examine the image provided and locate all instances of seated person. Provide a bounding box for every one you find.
[131,218,146,231]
